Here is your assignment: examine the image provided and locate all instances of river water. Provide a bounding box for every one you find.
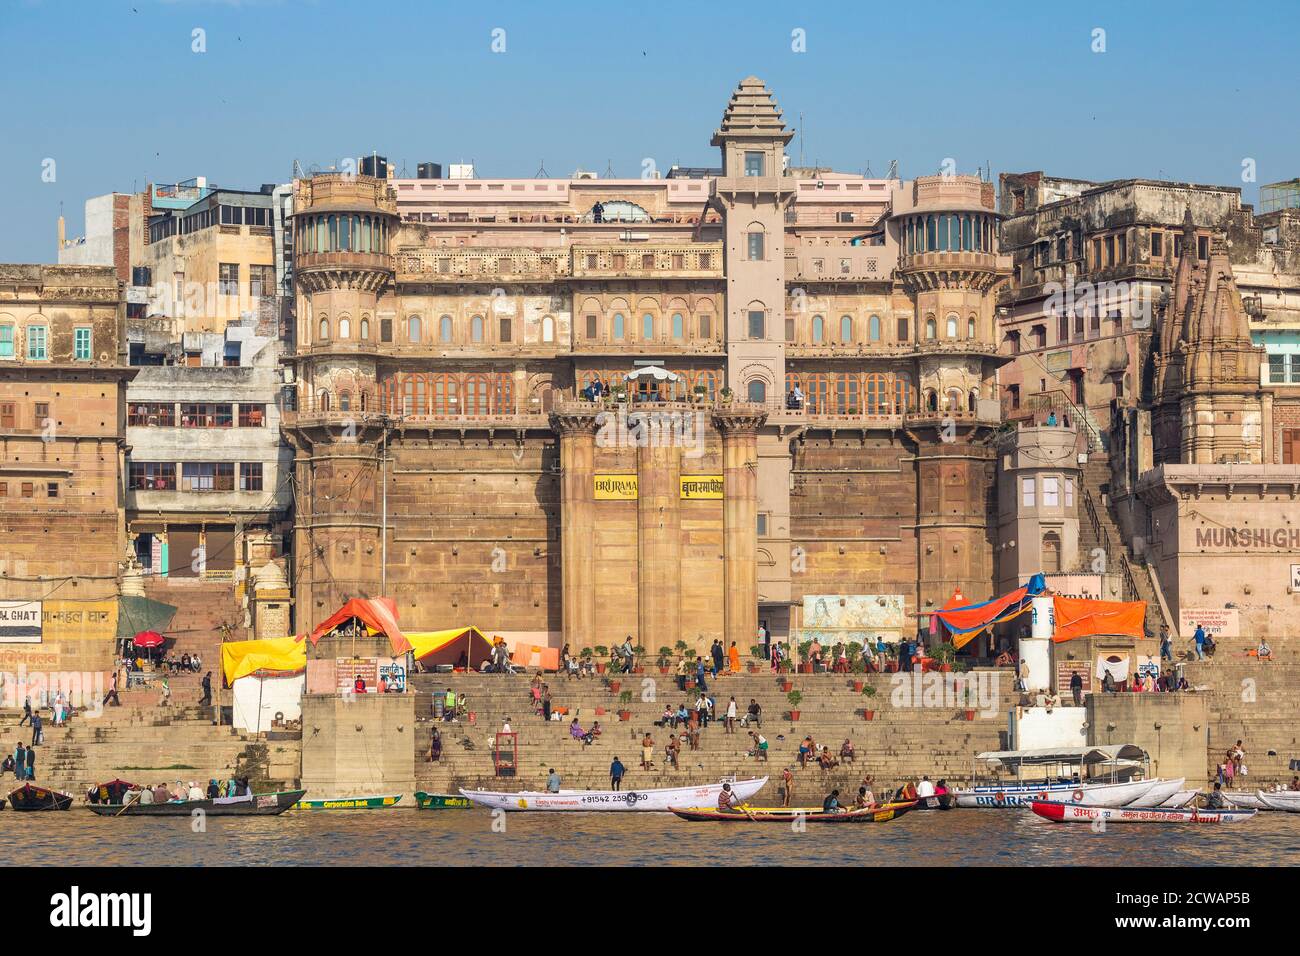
[7,808,1298,865]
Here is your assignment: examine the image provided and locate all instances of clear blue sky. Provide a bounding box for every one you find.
[1,0,1296,263]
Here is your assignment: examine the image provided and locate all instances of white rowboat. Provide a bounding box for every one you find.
[1124,777,1187,808]
[460,776,768,812]
[1255,790,1300,812]
[1032,800,1256,825]
[1223,790,1266,809]
[953,777,1161,809]
[1157,789,1198,809]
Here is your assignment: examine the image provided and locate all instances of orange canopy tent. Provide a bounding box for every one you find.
[406,627,495,668]
[1051,595,1147,643]
[304,597,412,655]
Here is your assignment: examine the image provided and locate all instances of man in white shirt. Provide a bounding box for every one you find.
[916,776,936,799]
[501,718,512,734]
[725,697,738,734]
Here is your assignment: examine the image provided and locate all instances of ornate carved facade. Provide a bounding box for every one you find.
[284,77,1010,649]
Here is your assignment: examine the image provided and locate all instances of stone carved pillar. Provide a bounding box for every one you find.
[713,406,767,653]
[552,404,601,651]
[637,435,682,650]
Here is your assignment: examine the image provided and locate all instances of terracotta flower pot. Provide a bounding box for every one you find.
[964,709,976,721]
[853,681,865,693]
[608,681,621,693]
[863,710,875,721]
[780,681,793,693]
[788,709,801,721]
[658,666,669,675]
[618,710,632,721]
[595,663,606,674]
[594,707,606,716]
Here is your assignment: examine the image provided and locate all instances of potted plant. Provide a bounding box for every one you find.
[719,385,734,405]
[593,645,608,674]
[748,644,764,673]
[657,646,672,674]
[618,690,634,720]
[786,689,803,722]
[632,645,646,673]
[929,643,956,673]
[606,676,621,694]
[861,684,878,720]
[778,674,793,693]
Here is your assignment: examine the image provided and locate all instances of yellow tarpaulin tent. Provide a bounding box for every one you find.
[406,627,494,667]
[221,637,307,685]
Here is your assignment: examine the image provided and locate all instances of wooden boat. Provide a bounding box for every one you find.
[293,794,401,810]
[1222,790,1266,809]
[86,789,305,816]
[1031,800,1257,825]
[955,777,1161,809]
[915,792,957,810]
[670,800,917,823]
[1157,789,1198,809]
[462,776,768,812]
[414,791,473,809]
[1255,790,1300,812]
[1123,777,1187,808]
[956,746,1166,809]
[8,784,74,811]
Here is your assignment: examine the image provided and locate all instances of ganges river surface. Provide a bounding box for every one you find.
[5,808,1299,865]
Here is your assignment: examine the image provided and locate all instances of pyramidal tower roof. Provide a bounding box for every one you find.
[712,76,792,145]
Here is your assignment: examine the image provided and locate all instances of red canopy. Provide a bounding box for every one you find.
[304,598,412,656]
[132,630,165,649]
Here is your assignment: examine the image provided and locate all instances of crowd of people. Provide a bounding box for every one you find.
[85,777,255,806]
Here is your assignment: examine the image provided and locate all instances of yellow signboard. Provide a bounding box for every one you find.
[680,475,725,499]
[595,474,638,500]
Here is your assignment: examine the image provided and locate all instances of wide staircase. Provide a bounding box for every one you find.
[412,669,1019,802]
[141,577,247,706]
[1178,636,1300,787]
[0,692,281,798]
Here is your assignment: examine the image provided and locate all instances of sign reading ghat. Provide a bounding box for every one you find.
[0,602,43,643]
[1178,608,1240,640]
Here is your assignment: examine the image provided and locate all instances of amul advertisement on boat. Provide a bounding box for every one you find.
[0,601,42,643]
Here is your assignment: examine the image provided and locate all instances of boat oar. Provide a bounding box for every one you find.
[739,803,757,821]
[114,792,140,817]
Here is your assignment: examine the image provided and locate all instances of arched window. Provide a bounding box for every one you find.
[946,388,963,411]
[894,376,913,414]
[440,316,453,343]
[866,373,888,413]
[969,389,979,412]
[925,215,936,251]
[613,313,625,340]
[339,215,351,251]
[746,380,767,403]
[541,316,555,343]
[471,316,484,343]
[693,370,718,400]
[806,373,830,413]
[318,389,330,412]
[534,380,555,414]
[315,216,326,253]
[432,373,458,415]
[318,316,329,341]
[840,315,853,343]
[464,374,490,415]
[338,390,351,412]
[360,315,370,340]
[338,316,351,339]
[967,314,977,339]
[784,372,802,399]
[812,315,825,343]
[672,312,684,340]
[493,373,514,414]
[328,214,338,251]
[869,315,881,342]
[925,389,938,412]
[946,314,959,338]
[408,315,422,343]
[642,313,654,341]
[834,374,860,414]
[925,315,937,340]
[1042,531,1062,574]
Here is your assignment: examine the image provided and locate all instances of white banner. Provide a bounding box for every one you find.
[0,601,42,644]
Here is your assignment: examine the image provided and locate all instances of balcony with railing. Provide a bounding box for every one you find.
[571,243,723,280]
[396,247,570,282]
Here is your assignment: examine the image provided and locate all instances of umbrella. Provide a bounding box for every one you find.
[624,366,679,382]
[132,630,165,649]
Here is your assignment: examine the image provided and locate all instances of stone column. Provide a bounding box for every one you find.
[552,404,601,651]
[637,429,682,649]
[713,406,767,653]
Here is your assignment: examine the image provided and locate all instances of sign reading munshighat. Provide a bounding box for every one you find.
[0,601,43,643]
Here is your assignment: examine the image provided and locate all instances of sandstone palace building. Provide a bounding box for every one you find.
[285,77,1011,651]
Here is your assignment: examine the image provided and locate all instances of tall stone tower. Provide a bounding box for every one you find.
[709,77,796,641]
[1152,209,1265,464]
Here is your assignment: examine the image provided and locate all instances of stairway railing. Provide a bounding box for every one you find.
[1079,484,1141,602]
[1010,388,1106,453]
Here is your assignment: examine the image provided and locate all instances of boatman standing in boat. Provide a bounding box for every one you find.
[718,782,738,811]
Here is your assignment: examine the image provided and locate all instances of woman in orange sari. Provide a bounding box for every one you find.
[728,641,742,674]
